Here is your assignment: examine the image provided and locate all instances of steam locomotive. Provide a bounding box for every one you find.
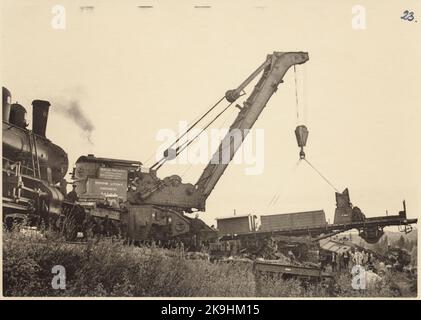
[2,87,125,239]
[2,87,69,229]
[1,88,108,236]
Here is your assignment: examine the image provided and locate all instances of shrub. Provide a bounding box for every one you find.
[3,231,255,297]
[2,230,415,297]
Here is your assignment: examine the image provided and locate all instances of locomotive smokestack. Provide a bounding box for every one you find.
[32,99,51,137]
[2,87,11,122]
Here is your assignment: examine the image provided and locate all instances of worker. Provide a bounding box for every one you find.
[355,250,364,266]
[352,249,359,266]
[349,249,355,268]
[331,252,337,272]
[66,184,78,203]
[343,250,350,269]
[361,250,368,266]
[337,252,343,272]
[368,252,374,265]
[353,248,361,266]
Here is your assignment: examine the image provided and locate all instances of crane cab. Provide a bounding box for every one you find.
[72,154,141,211]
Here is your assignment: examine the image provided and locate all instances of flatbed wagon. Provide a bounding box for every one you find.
[253,260,333,281]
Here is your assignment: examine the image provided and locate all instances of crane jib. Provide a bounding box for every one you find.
[196,52,309,204]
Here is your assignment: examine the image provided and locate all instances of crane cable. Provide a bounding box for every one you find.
[303,63,308,125]
[294,65,300,123]
[150,95,247,211]
[267,66,302,208]
[180,104,240,179]
[154,100,238,170]
[169,96,226,153]
[294,65,339,193]
[172,100,238,157]
[303,158,339,192]
[150,96,227,170]
[145,96,226,166]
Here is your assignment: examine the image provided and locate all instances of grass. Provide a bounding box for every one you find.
[2,229,416,297]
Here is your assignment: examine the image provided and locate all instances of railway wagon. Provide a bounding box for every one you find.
[216,214,257,236]
[259,210,327,232]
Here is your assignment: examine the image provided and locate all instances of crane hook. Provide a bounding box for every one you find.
[295,125,308,160]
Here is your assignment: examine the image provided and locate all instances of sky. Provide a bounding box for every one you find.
[1,0,420,228]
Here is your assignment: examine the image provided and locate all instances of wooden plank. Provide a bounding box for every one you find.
[254,261,323,277]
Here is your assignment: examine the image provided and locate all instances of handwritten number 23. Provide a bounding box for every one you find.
[401,10,414,21]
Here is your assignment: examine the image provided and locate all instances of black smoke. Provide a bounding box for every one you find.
[54,99,95,144]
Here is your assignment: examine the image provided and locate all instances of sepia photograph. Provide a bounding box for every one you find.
[1,0,420,304]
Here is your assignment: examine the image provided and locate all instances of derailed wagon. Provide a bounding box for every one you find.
[253,259,334,295]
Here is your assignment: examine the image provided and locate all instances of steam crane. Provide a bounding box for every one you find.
[117,52,309,243]
[70,51,416,246]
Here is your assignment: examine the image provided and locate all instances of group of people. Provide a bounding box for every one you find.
[323,248,376,273]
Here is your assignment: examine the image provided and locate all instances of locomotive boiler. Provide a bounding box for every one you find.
[2,87,68,226]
